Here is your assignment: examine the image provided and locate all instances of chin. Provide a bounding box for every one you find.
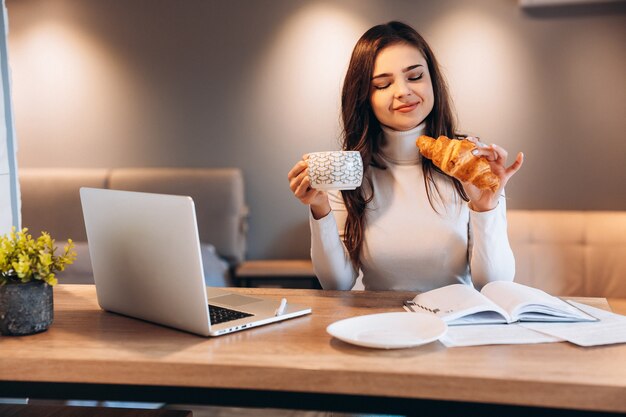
[393,120,422,131]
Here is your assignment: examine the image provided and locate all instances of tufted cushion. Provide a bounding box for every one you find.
[19,169,109,241]
[19,168,248,286]
[108,168,247,265]
[508,210,626,297]
[584,212,626,297]
[58,241,230,286]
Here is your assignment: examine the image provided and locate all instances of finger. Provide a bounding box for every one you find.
[466,136,487,148]
[471,146,498,162]
[473,143,508,163]
[294,175,314,199]
[295,167,309,187]
[491,144,508,163]
[288,170,297,191]
[287,160,307,181]
[289,176,299,193]
[505,152,524,177]
[289,168,308,192]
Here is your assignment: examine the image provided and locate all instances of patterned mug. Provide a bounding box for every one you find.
[307,151,363,191]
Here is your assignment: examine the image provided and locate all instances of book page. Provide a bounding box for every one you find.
[520,301,626,347]
[480,281,595,322]
[411,284,509,324]
[440,323,562,347]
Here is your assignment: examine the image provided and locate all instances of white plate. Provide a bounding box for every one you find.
[326,312,447,349]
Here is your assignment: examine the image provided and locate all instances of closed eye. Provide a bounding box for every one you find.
[408,73,423,82]
[374,84,391,90]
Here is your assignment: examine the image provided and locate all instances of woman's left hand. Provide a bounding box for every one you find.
[462,137,524,212]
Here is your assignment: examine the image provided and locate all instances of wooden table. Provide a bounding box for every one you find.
[1,285,625,416]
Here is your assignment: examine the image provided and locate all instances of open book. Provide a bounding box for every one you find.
[406,281,598,325]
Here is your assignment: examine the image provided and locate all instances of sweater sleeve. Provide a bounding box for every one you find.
[468,194,516,289]
[309,190,358,290]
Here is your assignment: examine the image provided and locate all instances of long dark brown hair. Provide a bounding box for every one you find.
[340,21,468,268]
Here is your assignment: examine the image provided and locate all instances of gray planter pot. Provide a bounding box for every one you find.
[0,280,53,336]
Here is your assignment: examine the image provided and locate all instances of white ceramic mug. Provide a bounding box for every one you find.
[307,151,363,191]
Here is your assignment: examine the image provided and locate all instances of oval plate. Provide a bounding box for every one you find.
[326,312,447,349]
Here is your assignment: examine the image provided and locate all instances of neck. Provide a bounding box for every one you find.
[380,122,425,165]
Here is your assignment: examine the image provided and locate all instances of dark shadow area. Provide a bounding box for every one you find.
[522,1,626,19]
[3,383,621,417]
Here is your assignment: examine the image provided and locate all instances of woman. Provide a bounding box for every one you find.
[287,21,523,292]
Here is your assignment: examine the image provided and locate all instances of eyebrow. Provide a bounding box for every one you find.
[372,64,423,80]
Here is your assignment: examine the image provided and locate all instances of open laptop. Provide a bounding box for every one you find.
[79,187,311,336]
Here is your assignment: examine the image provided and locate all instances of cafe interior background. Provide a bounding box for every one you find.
[1,0,625,260]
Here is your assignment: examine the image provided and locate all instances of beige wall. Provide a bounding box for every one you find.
[6,0,626,259]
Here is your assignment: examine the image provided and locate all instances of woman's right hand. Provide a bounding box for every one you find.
[287,156,331,219]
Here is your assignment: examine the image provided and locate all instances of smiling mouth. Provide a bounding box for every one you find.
[395,103,418,113]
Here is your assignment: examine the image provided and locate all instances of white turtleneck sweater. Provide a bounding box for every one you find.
[309,123,515,292]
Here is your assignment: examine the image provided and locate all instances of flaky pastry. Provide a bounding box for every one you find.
[416,135,500,191]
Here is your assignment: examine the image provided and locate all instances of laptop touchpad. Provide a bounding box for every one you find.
[209,294,264,307]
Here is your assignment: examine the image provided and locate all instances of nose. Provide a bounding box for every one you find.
[394,80,412,98]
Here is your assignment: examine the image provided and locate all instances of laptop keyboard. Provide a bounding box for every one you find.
[208,304,254,324]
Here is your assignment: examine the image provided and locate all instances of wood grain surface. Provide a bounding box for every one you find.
[0,285,624,413]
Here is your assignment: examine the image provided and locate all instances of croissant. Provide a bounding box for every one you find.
[416,135,500,191]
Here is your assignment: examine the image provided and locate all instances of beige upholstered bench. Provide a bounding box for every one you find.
[237,210,626,298]
[16,168,626,297]
[508,210,626,297]
[19,168,248,286]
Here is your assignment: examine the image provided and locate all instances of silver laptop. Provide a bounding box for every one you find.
[79,187,311,336]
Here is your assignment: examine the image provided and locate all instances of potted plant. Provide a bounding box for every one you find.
[0,227,77,336]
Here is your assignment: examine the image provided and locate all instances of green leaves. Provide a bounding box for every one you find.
[0,228,77,286]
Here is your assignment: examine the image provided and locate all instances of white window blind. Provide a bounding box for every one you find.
[0,0,20,235]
